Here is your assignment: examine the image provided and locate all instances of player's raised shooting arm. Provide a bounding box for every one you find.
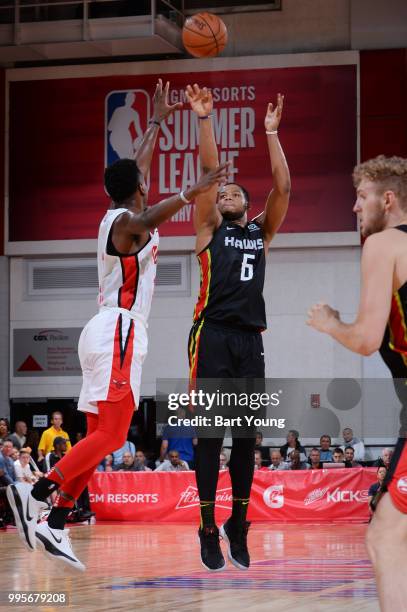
[307,233,394,355]
[185,84,222,236]
[134,79,182,179]
[253,94,291,250]
[119,163,230,234]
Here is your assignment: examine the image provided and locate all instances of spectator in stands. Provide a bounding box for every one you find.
[159,408,197,468]
[219,452,228,470]
[14,448,37,484]
[7,420,27,450]
[254,450,267,471]
[255,431,270,466]
[104,454,114,472]
[341,427,365,462]
[344,446,361,467]
[25,428,40,462]
[112,440,136,467]
[37,411,71,462]
[75,432,84,444]
[11,447,20,461]
[97,453,114,472]
[0,440,16,484]
[332,447,346,464]
[368,467,387,513]
[0,438,15,528]
[308,447,323,469]
[46,437,67,472]
[268,450,288,470]
[0,418,10,445]
[280,430,307,465]
[374,447,393,469]
[155,450,189,472]
[134,450,152,472]
[319,435,333,462]
[113,451,137,471]
[289,449,308,470]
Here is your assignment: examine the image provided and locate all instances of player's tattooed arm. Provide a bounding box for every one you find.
[134,79,182,179]
[185,84,222,250]
[253,94,291,251]
[307,232,394,355]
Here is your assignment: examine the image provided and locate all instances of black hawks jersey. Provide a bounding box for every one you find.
[379,225,407,379]
[193,218,266,331]
[379,225,407,434]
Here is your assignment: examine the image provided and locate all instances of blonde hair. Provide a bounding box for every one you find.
[353,155,407,209]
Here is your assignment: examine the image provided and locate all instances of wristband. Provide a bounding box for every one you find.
[265,130,278,135]
[149,119,160,127]
[198,114,213,120]
[180,190,191,204]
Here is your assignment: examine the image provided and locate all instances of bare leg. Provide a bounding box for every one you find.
[366,493,407,611]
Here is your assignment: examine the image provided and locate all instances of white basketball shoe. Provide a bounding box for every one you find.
[6,483,49,551]
[35,522,86,571]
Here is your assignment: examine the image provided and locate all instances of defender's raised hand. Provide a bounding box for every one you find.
[185,83,213,117]
[264,93,284,132]
[185,161,231,200]
[151,79,183,123]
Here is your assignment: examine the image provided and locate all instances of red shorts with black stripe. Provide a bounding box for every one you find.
[386,437,407,513]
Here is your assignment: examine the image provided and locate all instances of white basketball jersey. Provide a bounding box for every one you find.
[97,208,159,324]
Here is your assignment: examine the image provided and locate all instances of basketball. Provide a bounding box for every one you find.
[182,12,228,58]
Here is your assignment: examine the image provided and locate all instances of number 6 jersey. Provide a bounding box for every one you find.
[193,218,266,331]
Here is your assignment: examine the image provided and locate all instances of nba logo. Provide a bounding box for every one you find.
[105,90,151,166]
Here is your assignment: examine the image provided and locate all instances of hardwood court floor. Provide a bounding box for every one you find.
[0,523,379,612]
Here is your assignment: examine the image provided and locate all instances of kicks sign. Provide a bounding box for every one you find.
[305,487,369,505]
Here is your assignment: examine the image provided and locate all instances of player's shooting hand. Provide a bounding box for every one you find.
[306,302,340,333]
[264,93,284,132]
[152,78,183,123]
[185,83,213,117]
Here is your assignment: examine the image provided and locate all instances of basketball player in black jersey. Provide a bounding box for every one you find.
[308,156,407,611]
[186,84,290,571]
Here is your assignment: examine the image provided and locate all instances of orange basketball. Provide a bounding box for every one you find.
[182,12,228,58]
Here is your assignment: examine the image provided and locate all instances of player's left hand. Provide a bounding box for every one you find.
[151,78,183,123]
[185,84,213,117]
[306,302,340,333]
[264,93,284,132]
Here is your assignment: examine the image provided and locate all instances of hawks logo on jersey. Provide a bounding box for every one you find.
[193,219,266,331]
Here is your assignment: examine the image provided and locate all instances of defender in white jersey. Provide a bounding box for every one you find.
[7,78,229,572]
[78,208,159,414]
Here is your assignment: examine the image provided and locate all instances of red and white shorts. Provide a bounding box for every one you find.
[77,308,148,414]
[386,437,407,513]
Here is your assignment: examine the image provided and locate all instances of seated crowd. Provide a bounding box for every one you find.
[0,413,396,526]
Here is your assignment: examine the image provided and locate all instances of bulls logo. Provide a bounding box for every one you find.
[397,477,407,495]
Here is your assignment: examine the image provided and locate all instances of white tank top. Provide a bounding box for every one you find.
[97,208,159,324]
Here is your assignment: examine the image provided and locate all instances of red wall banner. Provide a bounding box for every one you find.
[88,468,376,523]
[8,64,357,241]
[360,49,407,161]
